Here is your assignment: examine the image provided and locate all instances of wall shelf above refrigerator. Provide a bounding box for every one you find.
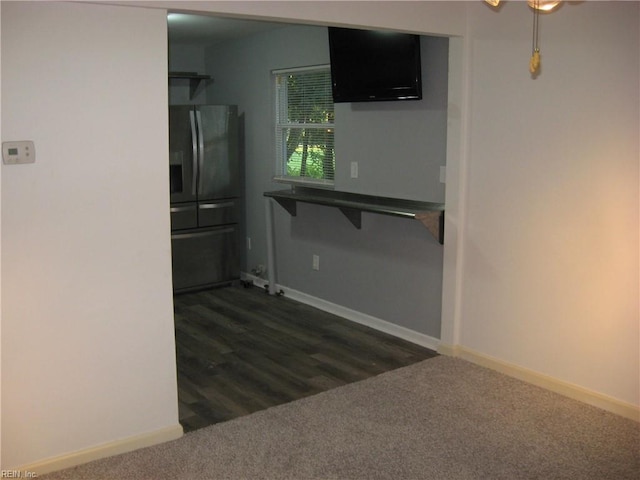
[168,71,212,99]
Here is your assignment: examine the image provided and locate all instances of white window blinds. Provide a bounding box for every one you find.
[274,65,335,185]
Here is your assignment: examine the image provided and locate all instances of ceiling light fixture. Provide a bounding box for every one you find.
[484,0,564,77]
[485,0,562,11]
[529,0,542,75]
[527,0,561,12]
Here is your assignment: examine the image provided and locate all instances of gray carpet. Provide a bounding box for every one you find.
[43,356,639,479]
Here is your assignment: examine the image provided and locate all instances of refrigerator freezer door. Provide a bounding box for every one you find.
[198,199,239,227]
[170,203,197,231]
[169,106,197,204]
[171,226,240,292]
[197,105,239,201]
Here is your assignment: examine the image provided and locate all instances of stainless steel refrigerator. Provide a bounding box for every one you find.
[169,104,241,293]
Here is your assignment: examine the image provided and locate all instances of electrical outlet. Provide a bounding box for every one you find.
[312,254,320,271]
[350,161,358,178]
[247,236,252,250]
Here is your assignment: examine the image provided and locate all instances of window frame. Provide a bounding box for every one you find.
[273,64,335,188]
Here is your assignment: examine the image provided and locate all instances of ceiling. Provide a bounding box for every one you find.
[167,13,288,45]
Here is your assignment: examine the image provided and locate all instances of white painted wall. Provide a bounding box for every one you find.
[1,1,180,468]
[137,0,467,37]
[0,1,3,468]
[0,0,637,472]
[459,1,639,406]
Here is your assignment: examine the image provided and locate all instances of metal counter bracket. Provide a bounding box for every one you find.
[266,187,444,241]
[338,206,362,229]
[264,188,445,295]
[272,197,297,217]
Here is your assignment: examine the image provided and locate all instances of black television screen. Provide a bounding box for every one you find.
[328,27,422,103]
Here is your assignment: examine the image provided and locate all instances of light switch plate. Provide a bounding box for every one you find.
[3,141,36,164]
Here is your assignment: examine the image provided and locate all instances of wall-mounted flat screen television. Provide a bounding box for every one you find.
[328,27,422,103]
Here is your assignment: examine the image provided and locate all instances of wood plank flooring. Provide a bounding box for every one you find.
[174,284,438,432]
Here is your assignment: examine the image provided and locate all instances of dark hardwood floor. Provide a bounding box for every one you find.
[174,284,438,432]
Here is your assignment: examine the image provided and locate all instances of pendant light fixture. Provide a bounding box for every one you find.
[484,0,564,76]
[527,0,561,12]
[485,0,562,10]
[529,0,542,75]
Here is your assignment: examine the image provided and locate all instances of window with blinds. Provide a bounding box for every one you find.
[274,65,335,186]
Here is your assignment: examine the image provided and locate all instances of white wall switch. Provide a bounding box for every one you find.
[312,254,320,271]
[350,161,358,178]
[2,141,36,165]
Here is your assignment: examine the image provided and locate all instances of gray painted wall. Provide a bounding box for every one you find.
[203,25,448,338]
[334,37,449,202]
[168,44,208,105]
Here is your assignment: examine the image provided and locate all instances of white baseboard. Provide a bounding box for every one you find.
[241,273,440,351]
[17,424,184,476]
[439,343,640,423]
[243,274,640,422]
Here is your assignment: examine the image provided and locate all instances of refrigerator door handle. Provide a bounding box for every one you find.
[170,205,196,213]
[199,202,235,209]
[171,227,235,241]
[196,109,205,194]
[189,110,198,196]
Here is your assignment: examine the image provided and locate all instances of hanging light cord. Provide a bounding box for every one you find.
[530,0,541,74]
